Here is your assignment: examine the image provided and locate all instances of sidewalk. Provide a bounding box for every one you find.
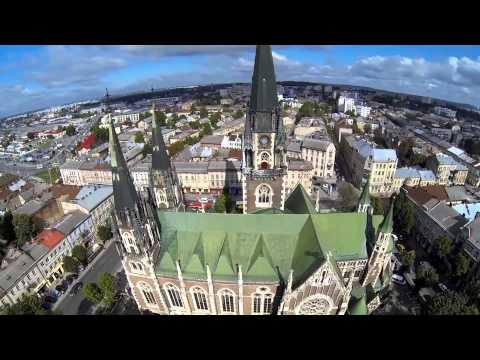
[52,240,117,312]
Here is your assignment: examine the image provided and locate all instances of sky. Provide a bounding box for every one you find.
[2,45,480,117]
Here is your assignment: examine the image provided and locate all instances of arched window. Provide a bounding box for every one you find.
[256,184,272,206]
[190,287,209,312]
[138,282,157,305]
[252,287,274,315]
[260,152,270,170]
[165,283,183,308]
[218,289,236,314]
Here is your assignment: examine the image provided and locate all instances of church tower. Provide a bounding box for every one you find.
[242,45,287,214]
[361,196,394,287]
[150,102,183,211]
[109,116,167,313]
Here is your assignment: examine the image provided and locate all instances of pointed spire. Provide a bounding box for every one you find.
[379,195,395,234]
[357,179,371,212]
[151,101,170,171]
[250,45,278,114]
[109,115,138,213]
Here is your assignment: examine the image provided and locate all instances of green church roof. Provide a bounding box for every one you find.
[284,184,317,215]
[155,211,385,287]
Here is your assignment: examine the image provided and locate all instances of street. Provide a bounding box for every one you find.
[53,242,123,315]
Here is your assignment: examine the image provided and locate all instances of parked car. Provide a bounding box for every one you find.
[392,274,406,286]
[41,302,52,310]
[199,197,209,204]
[70,282,83,297]
[66,274,78,284]
[44,295,57,303]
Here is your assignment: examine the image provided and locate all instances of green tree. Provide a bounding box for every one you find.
[233,109,244,119]
[209,112,222,128]
[454,253,470,277]
[98,272,117,307]
[417,261,439,286]
[12,214,35,248]
[90,124,109,143]
[393,192,415,235]
[298,102,315,118]
[200,123,213,137]
[337,182,359,211]
[398,138,415,166]
[370,196,384,215]
[0,294,46,315]
[82,283,104,304]
[397,244,416,270]
[199,107,208,118]
[134,131,145,144]
[97,225,113,243]
[189,121,201,130]
[72,245,88,265]
[433,236,453,259]
[352,119,361,134]
[62,256,79,273]
[142,142,153,157]
[214,194,227,213]
[168,141,186,157]
[0,211,15,243]
[155,111,167,126]
[426,291,479,315]
[345,110,356,117]
[65,124,76,136]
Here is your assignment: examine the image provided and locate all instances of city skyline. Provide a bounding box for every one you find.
[2,45,480,117]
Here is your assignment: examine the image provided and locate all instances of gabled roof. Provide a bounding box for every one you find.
[151,102,171,171]
[284,184,316,215]
[155,211,385,287]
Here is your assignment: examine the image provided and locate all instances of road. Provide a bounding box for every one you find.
[54,242,123,315]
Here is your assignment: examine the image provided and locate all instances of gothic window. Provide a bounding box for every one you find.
[256,184,272,206]
[138,282,157,305]
[252,287,274,315]
[218,289,236,314]
[165,283,183,308]
[191,287,209,312]
[296,295,332,315]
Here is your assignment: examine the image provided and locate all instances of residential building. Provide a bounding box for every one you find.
[294,117,326,140]
[199,135,224,150]
[426,153,468,186]
[285,160,313,196]
[221,134,242,150]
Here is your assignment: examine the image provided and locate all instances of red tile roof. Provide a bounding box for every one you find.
[35,229,65,250]
[79,133,96,150]
[404,185,449,206]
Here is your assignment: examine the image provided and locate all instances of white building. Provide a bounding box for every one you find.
[338,96,356,113]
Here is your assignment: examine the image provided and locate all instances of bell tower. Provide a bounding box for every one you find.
[242,45,287,214]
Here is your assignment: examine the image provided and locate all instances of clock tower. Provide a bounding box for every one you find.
[242,45,287,214]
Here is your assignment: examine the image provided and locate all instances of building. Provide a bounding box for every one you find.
[108,46,394,316]
[294,117,326,140]
[285,160,313,196]
[221,134,242,150]
[60,160,112,186]
[426,153,468,186]
[199,135,224,150]
[433,106,456,119]
[301,138,336,179]
[338,96,356,113]
[392,167,437,192]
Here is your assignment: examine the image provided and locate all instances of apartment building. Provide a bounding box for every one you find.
[426,153,468,186]
[392,167,437,192]
[301,138,336,179]
[285,160,313,196]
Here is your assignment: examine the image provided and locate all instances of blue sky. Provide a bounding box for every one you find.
[1,45,480,117]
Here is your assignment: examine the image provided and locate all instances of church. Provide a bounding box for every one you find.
[109,45,395,315]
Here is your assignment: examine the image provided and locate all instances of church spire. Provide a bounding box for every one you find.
[151,102,170,171]
[109,115,138,214]
[357,179,371,213]
[250,45,278,113]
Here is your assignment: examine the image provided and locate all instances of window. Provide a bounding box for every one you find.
[218,289,235,314]
[191,287,209,312]
[138,283,157,305]
[165,283,183,308]
[256,184,271,205]
[252,287,274,315]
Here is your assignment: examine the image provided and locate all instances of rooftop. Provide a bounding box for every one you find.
[35,229,65,250]
[72,185,113,212]
[12,199,47,216]
[372,148,397,162]
[302,138,333,152]
[453,202,480,222]
[53,210,90,236]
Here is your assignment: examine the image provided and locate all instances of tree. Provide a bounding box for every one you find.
[134,131,145,144]
[62,256,79,273]
[97,225,113,243]
[13,214,35,248]
[98,272,117,307]
[398,139,414,166]
[142,142,153,157]
[433,236,453,259]
[0,211,15,243]
[454,253,470,277]
[426,292,478,315]
[0,294,46,315]
[90,124,109,144]
[209,112,222,128]
[370,196,384,215]
[337,182,359,211]
[168,141,186,157]
[82,283,104,304]
[65,124,76,136]
[155,111,167,126]
[233,109,244,119]
[189,121,201,130]
[199,107,208,118]
[397,244,416,271]
[345,110,356,117]
[393,192,415,235]
[200,123,212,137]
[72,245,88,265]
[417,261,439,286]
[352,119,361,134]
[27,132,35,140]
[298,102,315,118]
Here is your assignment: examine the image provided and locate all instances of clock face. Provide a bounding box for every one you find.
[259,135,269,146]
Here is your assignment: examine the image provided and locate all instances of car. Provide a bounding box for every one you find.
[66,274,78,284]
[55,285,66,294]
[44,295,57,303]
[392,274,406,286]
[438,283,448,293]
[41,302,52,310]
[70,282,83,296]
[199,197,209,203]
